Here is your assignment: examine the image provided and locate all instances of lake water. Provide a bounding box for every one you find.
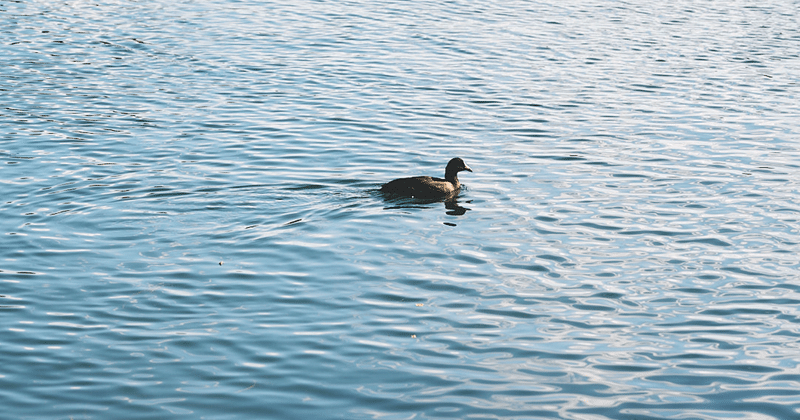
[3,0,800,418]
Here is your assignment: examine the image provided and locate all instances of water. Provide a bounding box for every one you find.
[3,0,800,418]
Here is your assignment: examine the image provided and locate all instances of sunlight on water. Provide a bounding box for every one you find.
[2,0,800,419]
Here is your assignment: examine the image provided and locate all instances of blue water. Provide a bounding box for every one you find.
[3,0,800,419]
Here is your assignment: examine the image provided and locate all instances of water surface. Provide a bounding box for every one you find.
[2,0,800,419]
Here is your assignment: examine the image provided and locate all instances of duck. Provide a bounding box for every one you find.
[380,157,472,198]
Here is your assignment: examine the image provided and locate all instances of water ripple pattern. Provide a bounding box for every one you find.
[2,0,800,419]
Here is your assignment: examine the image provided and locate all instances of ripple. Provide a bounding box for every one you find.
[2,0,800,418]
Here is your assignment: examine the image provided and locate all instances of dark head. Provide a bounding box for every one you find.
[444,157,472,181]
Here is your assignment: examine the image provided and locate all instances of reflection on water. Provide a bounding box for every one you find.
[2,0,800,419]
[444,199,470,216]
[380,191,472,218]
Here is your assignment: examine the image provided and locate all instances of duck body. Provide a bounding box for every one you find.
[381,175,459,198]
[381,157,472,199]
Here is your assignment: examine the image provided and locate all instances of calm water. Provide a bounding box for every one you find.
[3,0,800,418]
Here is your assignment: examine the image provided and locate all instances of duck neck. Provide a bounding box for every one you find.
[445,170,460,187]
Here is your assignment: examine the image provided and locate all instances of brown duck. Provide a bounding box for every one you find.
[380,157,472,199]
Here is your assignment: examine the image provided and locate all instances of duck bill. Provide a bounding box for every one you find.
[464,165,473,172]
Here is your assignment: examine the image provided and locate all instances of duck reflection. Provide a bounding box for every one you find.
[380,193,472,216]
[444,198,470,215]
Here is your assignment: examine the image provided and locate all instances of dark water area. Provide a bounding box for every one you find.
[2,0,800,418]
